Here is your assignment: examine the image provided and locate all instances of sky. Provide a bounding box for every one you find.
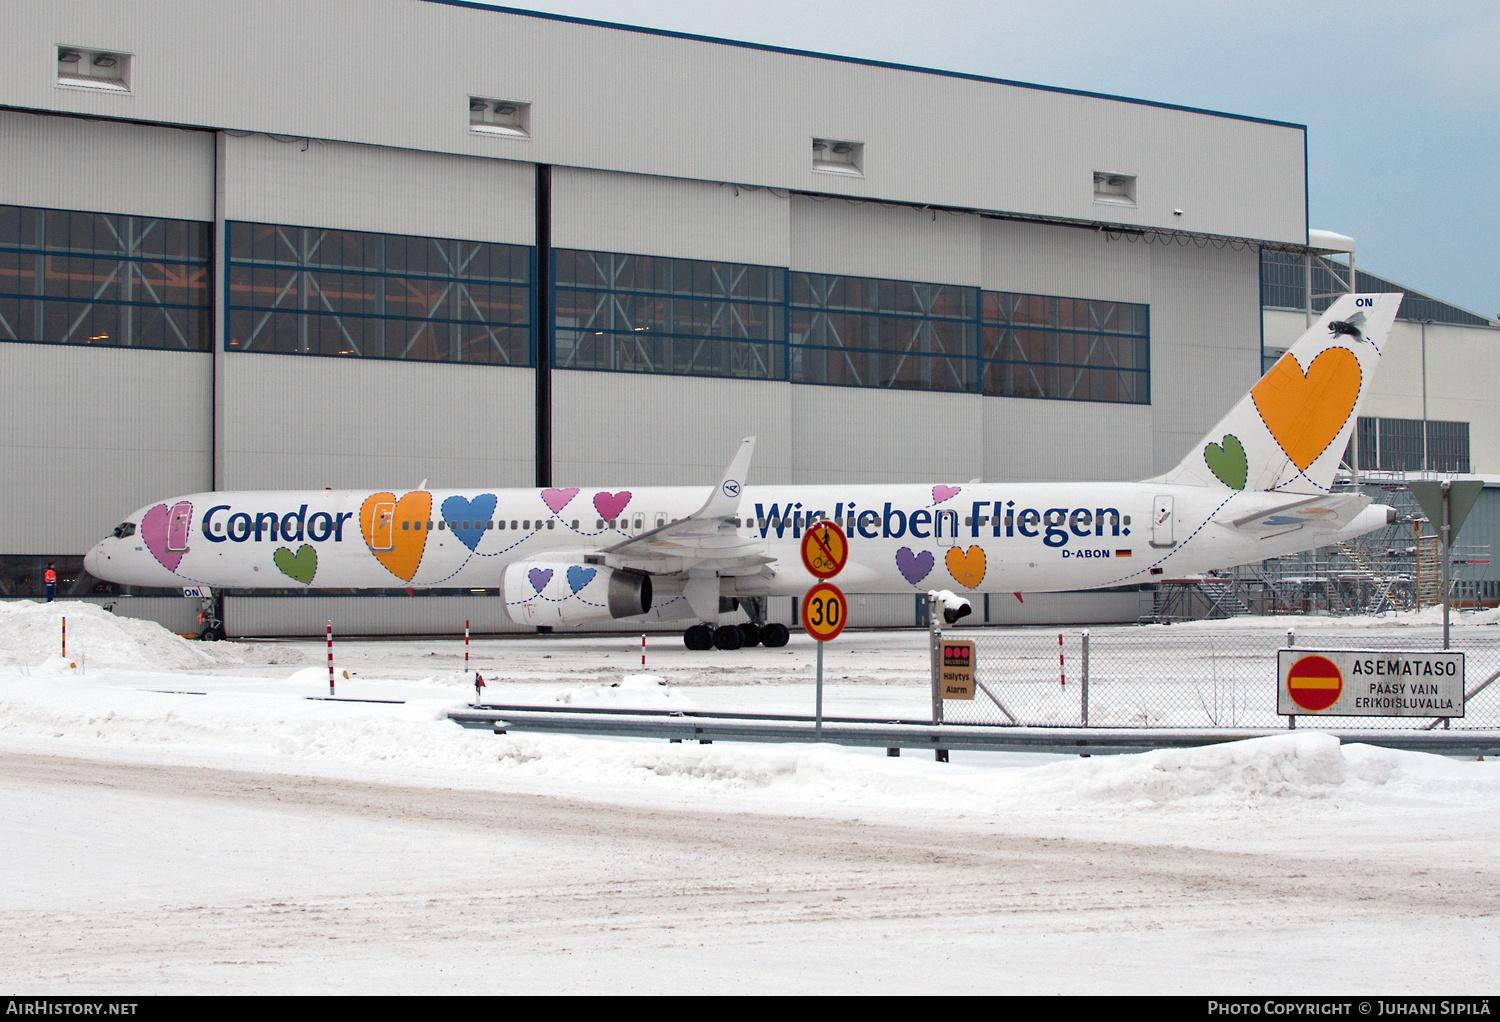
[475,0,1498,321]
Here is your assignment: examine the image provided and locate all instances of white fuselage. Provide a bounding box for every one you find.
[85,481,1383,611]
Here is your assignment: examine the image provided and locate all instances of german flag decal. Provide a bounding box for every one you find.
[1286,654,1343,712]
[1115,550,1132,558]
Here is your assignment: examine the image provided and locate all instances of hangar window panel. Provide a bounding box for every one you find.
[979,291,1149,405]
[789,273,976,393]
[0,203,211,351]
[226,222,532,365]
[1425,420,1470,474]
[554,250,785,381]
[1349,416,1470,473]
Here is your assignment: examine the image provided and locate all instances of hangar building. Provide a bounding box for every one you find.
[1,0,1355,634]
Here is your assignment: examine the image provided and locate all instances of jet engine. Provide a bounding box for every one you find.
[502,561,652,625]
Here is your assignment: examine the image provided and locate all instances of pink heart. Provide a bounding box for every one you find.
[542,487,579,514]
[933,485,962,504]
[140,501,192,572]
[593,490,632,521]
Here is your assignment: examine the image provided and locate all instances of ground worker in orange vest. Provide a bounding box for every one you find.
[44,562,56,603]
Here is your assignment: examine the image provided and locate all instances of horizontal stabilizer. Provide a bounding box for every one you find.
[1221,491,1372,534]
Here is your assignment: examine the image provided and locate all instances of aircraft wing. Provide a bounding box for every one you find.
[602,437,773,575]
[1222,491,1373,535]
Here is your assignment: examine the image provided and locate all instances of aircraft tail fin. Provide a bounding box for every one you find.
[1158,293,1402,494]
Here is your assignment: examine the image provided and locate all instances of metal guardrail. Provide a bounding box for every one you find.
[446,706,1500,757]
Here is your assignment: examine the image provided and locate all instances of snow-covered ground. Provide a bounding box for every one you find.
[2,600,1499,993]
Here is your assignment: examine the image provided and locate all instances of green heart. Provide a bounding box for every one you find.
[273,544,318,585]
[1203,434,1248,490]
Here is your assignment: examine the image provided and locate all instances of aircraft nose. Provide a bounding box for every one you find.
[83,541,102,578]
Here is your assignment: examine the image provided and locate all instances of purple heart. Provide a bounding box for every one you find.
[593,490,632,521]
[141,501,191,572]
[542,487,579,514]
[933,485,961,504]
[895,546,935,586]
[528,567,554,593]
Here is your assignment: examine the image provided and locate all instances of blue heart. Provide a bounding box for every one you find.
[440,494,498,552]
[566,565,597,594]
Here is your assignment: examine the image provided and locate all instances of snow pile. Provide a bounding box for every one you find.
[1161,605,1500,632]
[0,600,241,671]
[551,673,695,708]
[1017,732,1412,807]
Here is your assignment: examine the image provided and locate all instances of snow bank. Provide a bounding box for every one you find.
[1157,605,1500,632]
[1016,732,1388,806]
[0,600,242,671]
[550,673,695,708]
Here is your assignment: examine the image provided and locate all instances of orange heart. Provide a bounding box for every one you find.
[1250,348,1361,472]
[945,545,987,589]
[360,490,432,582]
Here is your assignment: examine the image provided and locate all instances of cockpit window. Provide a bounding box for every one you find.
[113,522,136,539]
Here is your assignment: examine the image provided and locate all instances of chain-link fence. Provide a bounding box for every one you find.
[940,627,1500,730]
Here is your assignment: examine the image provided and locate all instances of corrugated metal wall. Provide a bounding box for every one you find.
[552,372,794,487]
[790,197,982,284]
[553,168,789,267]
[787,387,985,484]
[981,218,1150,302]
[1333,316,1500,477]
[5,0,1307,244]
[222,133,534,244]
[0,339,211,555]
[221,355,534,490]
[0,110,213,220]
[1145,241,1263,473]
[981,398,1154,483]
[0,112,216,554]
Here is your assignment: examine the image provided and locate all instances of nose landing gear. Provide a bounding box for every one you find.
[196,591,225,641]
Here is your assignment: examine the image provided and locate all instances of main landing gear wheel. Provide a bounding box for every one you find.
[738,622,762,647]
[199,626,224,642]
[760,623,790,648]
[712,625,744,650]
[683,624,714,650]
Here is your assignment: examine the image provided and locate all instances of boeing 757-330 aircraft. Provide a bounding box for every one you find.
[87,293,1402,647]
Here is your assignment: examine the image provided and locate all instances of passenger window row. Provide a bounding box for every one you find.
[398,519,577,531]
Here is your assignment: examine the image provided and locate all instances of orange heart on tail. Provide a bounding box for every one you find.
[945,545,987,589]
[1250,348,1361,472]
[360,490,432,582]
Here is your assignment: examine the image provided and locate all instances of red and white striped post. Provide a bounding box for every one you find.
[641,633,646,668]
[61,616,66,658]
[465,620,470,670]
[1058,632,1065,688]
[326,621,335,696]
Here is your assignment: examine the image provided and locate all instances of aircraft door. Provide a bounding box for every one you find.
[1151,495,1175,548]
[654,512,668,531]
[371,501,395,551]
[935,509,958,547]
[166,503,192,552]
[631,512,645,536]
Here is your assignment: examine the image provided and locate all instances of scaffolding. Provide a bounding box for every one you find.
[1142,482,1490,623]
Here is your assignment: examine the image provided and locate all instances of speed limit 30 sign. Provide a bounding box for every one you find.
[801,581,848,642]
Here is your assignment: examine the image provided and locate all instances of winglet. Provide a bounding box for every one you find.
[694,437,756,519]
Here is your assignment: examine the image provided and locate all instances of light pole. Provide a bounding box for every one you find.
[1421,318,1433,473]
